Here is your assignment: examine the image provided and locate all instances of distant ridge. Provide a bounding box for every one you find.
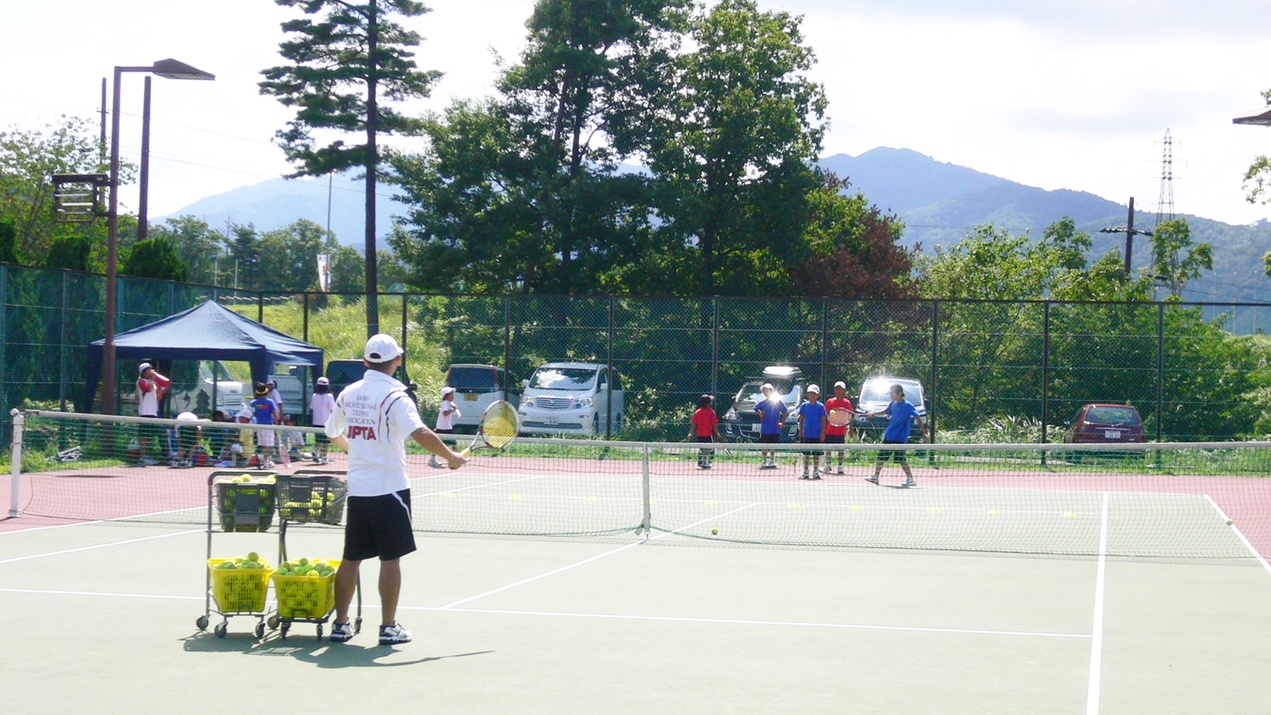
[159,147,1271,303]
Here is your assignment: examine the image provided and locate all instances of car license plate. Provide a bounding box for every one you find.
[751,424,761,433]
[544,416,558,425]
[1104,430,1121,439]
[463,393,478,401]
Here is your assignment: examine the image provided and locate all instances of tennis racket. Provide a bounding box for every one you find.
[459,400,519,458]
[828,409,853,428]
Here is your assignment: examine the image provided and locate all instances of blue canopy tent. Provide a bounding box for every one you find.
[86,300,323,412]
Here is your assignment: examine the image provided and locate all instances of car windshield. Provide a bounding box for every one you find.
[1086,406,1141,425]
[735,378,795,404]
[529,367,596,390]
[204,361,235,381]
[860,380,922,406]
[448,366,500,390]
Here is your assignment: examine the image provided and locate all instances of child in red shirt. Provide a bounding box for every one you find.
[824,381,855,475]
[688,394,721,469]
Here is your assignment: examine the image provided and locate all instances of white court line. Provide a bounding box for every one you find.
[0,586,1089,641]
[1202,494,1271,578]
[436,503,761,610]
[1086,492,1109,715]
[0,528,203,565]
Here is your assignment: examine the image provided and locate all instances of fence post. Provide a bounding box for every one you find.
[1041,302,1051,466]
[59,271,69,411]
[1157,302,1165,441]
[606,296,615,439]
[711,298,719,404]
[929,300,939,444]
[9,409,24,517]
[503,296,512,394]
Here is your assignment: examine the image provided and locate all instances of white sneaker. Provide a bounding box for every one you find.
[263,460,276,469]
[378,622,412,645]
[836,466,845,475]
[901,478,916,488]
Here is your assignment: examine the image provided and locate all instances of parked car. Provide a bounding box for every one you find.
[446,363,516,431]
[1062,403,1145,444]
[324,359,417,405]
[719,366,805,442]
[518,362,624,436]
[853,376,927,442]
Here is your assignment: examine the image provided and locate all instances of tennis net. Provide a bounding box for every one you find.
[8,410,1271,559]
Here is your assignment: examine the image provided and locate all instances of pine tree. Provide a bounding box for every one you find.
[260,0,441,335]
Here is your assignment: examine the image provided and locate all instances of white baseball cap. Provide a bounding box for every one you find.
[834,381,847,389]
[441,386,456,396]
[235,408,253,420]
[761,383,774,391]
[176,411,199,422]
[316,376,330,386]
[807,384,821,394]
[364,333,404,362]
[138,362,152,374]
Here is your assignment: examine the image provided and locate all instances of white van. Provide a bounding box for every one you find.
[166,360,245,415]
[446,364,513,430]
[518,362,624,436]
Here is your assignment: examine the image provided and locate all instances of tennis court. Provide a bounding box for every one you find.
[4,421,1271,713]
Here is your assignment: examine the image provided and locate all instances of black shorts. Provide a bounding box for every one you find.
[824,434,846,445]
[759,433,780,444]
[695,435,714,443]
[877,440,908,463]
[801,435,823,456]
[343,489,416,561]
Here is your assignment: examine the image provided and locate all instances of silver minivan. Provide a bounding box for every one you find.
[518,362,624,436]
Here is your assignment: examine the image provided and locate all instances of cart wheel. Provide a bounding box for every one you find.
[254,622,266,639]
[214,622,228,638]
[279,623,290,639]
[267,615,280,630]
[196,615,209,630]
[354,617,363,634]
[316,624,324,640]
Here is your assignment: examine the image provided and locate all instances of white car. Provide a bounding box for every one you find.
[518,362,624,436]
[446,363,515,430]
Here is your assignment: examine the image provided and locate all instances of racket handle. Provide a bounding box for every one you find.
[458,447,472,459]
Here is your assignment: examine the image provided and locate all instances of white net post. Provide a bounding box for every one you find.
[9,409,25,517]
[641,444,651,539]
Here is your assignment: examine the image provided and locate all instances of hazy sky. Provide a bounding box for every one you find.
[3,0,1270,227]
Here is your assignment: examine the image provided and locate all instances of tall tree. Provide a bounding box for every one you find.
[226,223,263,291]
[390,0,687,295]
[258,219,335,291]
[261,0,441,334]
[643,0,827,295]
[1149,218,1212,298]
[791,173,914,299]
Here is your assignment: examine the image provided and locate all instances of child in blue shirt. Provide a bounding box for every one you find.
[249,382,281,469]
[754,383,789,470]
[866,384,926,487]
[797,384,828,479]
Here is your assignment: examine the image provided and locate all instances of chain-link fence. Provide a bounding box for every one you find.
[4,263,1270,444]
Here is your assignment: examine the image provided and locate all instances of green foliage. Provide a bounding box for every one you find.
[148,216,228,286]
[121,237,188,282]
[0,116,124,266]
[42,233,94,272]
[1149,218,1212,297]
[0,219,18,263]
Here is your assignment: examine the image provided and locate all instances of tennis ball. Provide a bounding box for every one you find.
[1227,519,1235,525]
[711,528,719,535]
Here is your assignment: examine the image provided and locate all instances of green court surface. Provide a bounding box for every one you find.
[2,515,1269,714]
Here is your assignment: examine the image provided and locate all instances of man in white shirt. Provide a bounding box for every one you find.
[309,376,336,464]
[325,334,465,646]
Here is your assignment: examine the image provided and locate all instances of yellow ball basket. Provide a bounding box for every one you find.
[271,560,340,619]
[208,558,274,613]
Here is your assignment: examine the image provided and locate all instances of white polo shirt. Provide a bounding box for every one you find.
[326,369,426,497]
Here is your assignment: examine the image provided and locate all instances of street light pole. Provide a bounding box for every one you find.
[100,59,213,415]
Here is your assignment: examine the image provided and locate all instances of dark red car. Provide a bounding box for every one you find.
[1063,404,1146,443]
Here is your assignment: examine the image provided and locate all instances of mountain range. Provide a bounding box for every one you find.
[158,147,1271,304]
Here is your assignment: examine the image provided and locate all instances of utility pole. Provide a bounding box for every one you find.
[1099,197,1153,280]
